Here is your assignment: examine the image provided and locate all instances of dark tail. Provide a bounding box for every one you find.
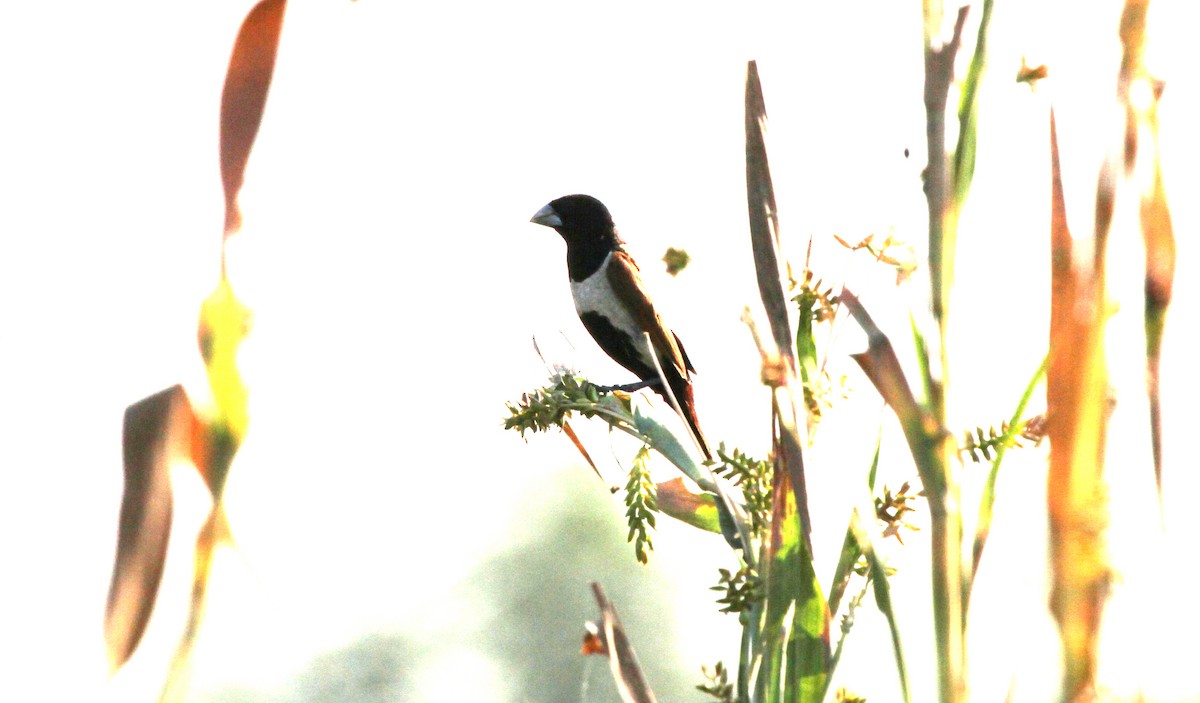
[660,377,711,461]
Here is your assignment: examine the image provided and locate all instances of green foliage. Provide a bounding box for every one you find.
[953,0,995,209]
[958,418,1044,463]
[754,468,829,703]
[711,444,773,540]
[697,662,735,703]
[972,358,1048,579]
[831,578,870,667]
[790,270,843,424]
[789,269,839,325]
[625,446,658,564]
[499,5,1081,696]
[711,564,762,614]
[504,374,628,437]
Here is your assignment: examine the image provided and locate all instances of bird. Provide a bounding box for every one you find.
[530,194,711,460]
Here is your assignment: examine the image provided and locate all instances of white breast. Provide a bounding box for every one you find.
[570,253,654,365]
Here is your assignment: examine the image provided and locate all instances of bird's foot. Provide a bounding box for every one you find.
[595,379,661,394]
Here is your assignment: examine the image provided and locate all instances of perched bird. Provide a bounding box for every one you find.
[530,194,711,460]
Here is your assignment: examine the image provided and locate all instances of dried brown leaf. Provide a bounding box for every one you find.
[220,0,287,237]
[744,61,794,371]
[1046,109,1112,701]
[105,385,199,673]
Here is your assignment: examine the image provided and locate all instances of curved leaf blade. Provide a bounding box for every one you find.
[220,0,287,236]
[105,385,197,672]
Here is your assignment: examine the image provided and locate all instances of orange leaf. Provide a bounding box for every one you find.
[220,0,287,237]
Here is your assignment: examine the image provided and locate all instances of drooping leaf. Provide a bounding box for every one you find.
[219,0,288,237]
[562,420,610,486]
[841,290,936,490]
[105,385,198,672]
[631,405,709,490]
[843,289,963,703]
[656,478,721,534]
[631,403,750,553]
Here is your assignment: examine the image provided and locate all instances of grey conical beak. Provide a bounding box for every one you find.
[530,203,562,228]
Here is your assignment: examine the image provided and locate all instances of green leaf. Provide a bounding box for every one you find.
[971,356,1046,578]
[827,425,882,616]
[753,466,829,703]
[631,405,752,555]
[952,0,994,209]
[625,447,657,564]
[656,479,721,534]
[852,512,912,703]
[631,405,710,489]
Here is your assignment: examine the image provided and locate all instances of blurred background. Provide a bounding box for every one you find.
[1,1,1197,701]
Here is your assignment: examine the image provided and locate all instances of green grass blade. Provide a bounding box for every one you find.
[971,356,1047,578]
[909,312,937,408]
[854,515,912,703]
[844,292,963,703]
[952,0,994,208]
[827,425,883,615]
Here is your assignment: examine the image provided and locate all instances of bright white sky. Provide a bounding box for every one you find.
[1,1,1198,702]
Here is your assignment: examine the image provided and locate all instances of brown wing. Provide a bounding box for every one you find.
[605,250,710,459]
[605,251,691,380]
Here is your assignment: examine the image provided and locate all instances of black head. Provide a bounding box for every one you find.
[530,194,623,280]
[530,194,618,244]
